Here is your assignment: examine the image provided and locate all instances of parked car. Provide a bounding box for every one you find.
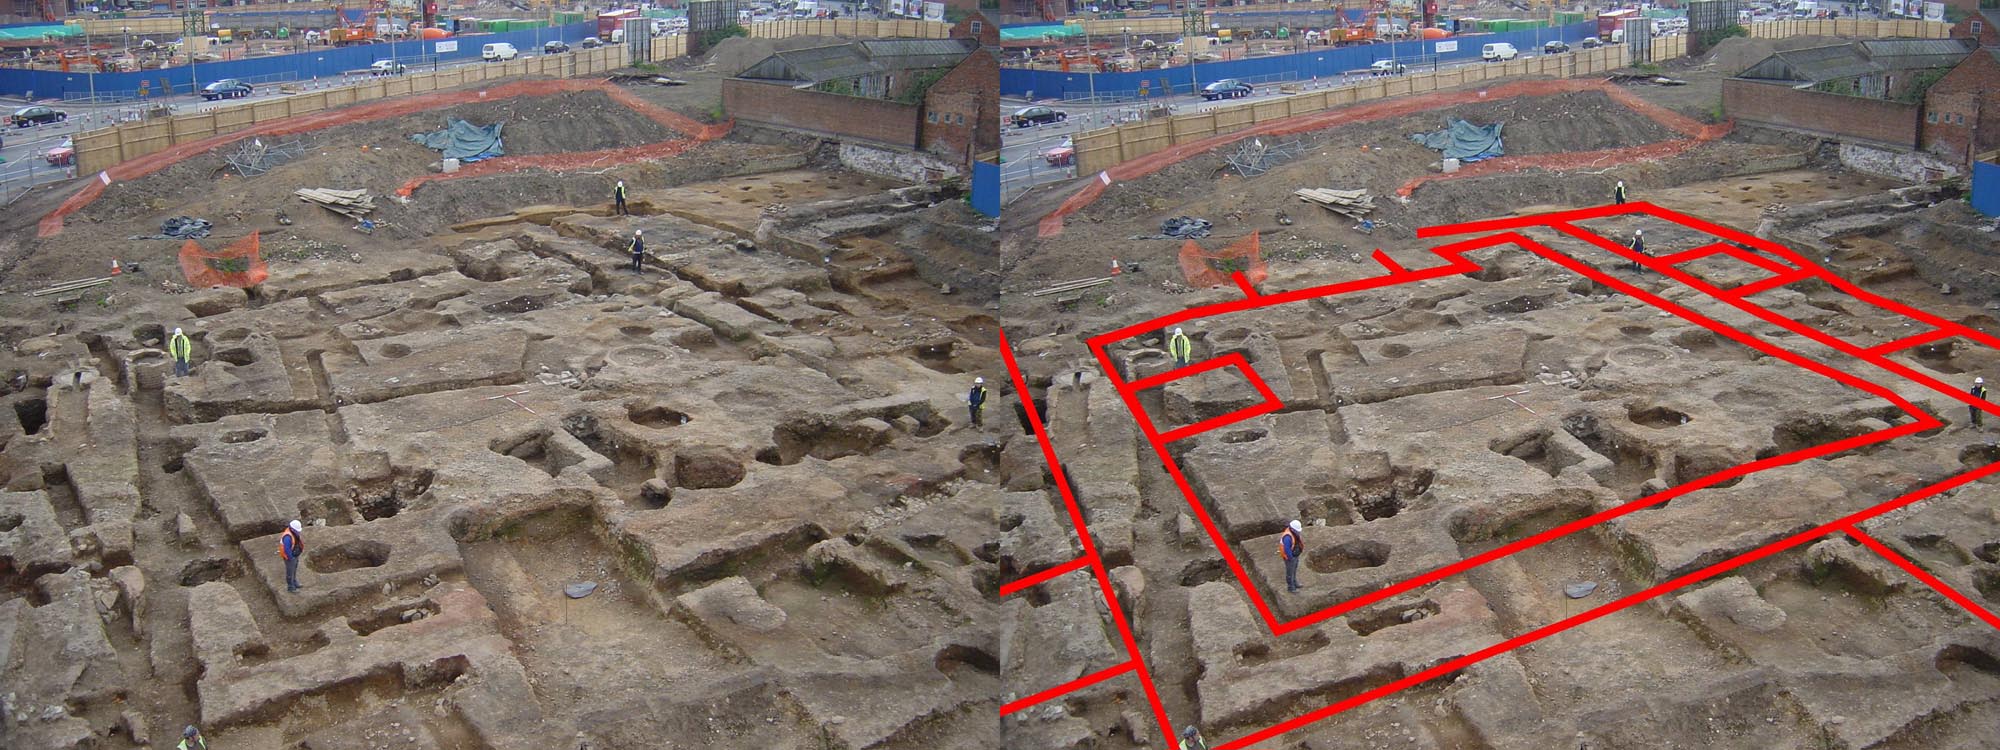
[200,79,252,100]
[580,36,602,48]
[1543,40,1570,54]
[543,40,570,54]
[45,137,73,166]
[1044,137,1075,166]
[1011,105,1067,127]
[10,105,67,127]
[1368,59,1406,75]
[369,59,406,75]
[1481,42,1519,61]
[1200,79,1253,100]
[1580,36,1601,48]
[482,42,519,61]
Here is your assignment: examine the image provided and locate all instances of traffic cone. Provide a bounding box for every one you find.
[111,259,122,275]
[1111,259,1122,276]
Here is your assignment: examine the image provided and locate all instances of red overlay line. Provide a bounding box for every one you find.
[1846,527,2000,633]
[999,556,1093,598]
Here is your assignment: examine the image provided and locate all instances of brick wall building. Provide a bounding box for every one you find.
[1921,50,2000,165]
[1948,8,2000,47]
[721,81,925,148]
[724,12,998,171]
[1723,78,1924,147]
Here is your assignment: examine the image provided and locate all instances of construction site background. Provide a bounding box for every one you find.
[57,18,952,176]
[1055,18,1949,176]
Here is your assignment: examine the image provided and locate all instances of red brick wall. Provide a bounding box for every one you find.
[1949,11,1999,46]
[1723,78,1922,148]
[921,52,1000,163]
[950,10,1001,48]
[721,79,922,149]
[1922,52,2000,165]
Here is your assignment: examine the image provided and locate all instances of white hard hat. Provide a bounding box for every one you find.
[1635,229,1643,235]
[974,377,984,384]
[289,519,303,532]
[1174,327,1184,335]
[617,180,624,186]
[1289,520,1303,532]
[1979,377,1986,384]
[173,327,183,335]
[1617,180,1624,186]
[634,229,643,235]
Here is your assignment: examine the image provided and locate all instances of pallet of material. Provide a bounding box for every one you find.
[295,188,377,218]
[1294,188,1376,219]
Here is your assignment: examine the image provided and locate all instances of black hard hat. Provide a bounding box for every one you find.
[184,726,200,738]
[1182,725,1201,738]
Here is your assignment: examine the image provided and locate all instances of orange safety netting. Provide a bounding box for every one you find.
[1038,79,1731,239]
[179,232,268,288]
[40,79,732,238]
[1179,232,1266,289]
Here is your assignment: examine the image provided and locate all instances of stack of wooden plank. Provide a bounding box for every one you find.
[295,188,376,218]
[1294,188,1376,220]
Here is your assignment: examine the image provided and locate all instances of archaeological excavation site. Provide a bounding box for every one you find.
[0,61,1006,749]
[997,37,2000,750]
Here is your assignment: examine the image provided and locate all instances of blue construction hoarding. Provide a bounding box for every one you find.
[971,160,999,217]
[1975,158,1999,218]
[0,22,596,99]
[1000,21,1596,99]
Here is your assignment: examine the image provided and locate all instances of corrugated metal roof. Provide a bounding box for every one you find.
[1737,38,1973,84]
[736,38,976,84]
[1860,38,1977,70]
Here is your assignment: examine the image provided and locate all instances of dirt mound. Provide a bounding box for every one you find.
[1704,35,1848,76]
[1411,91,1679,155]
[704,34,847,76]
[388,90,681,156]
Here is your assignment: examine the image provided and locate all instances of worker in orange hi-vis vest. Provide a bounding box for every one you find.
[279,520,305,593]
[1279,520,1304,593]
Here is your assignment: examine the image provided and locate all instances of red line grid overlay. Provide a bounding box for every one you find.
[997,202,2000,749]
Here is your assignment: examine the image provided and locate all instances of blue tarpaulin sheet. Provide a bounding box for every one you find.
[1410,118,1504,162]
[410,118,504,162]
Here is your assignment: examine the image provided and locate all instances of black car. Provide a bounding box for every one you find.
[543,40,570,53]
[1580,36,1602,49]
[1011,105,1067,127]
[10,105,67,127]
[201,79,253,101]
[1543,40,1570,54]
[1200,79,1253,100]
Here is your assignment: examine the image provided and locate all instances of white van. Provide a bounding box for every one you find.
[1481,42,1518,61]
[481,42,518,61]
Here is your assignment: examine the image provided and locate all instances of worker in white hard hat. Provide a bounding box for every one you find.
[629,228,646,274]
[1279,519,1305,593]
[279,519,305,593]
[967,377,988,428]
[1973,377,1989,429]
[1627,228,1647,272]
[614,180,629,216]
[168,327,194,377]
[1169,326,1194,367]
[1614,180,1628,205]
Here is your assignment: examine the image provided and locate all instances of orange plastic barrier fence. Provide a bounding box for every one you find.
[40,79,730,238]
[1179,232,1267,289]
[1038,80,1723,239]
[179,232,268,289]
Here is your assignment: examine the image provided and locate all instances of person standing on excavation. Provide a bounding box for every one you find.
[178,726,207,750]
[967,377,988,428]
[629,229,646,274]
[168,327,194,377]
[1626,229,1647,271]
[1972,377,1989,429]
[614,180,629,216]
[1280,519,1304,593]
[279,520,305,593]
[1169,327,1194,367]
[1614,180,1628,205]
